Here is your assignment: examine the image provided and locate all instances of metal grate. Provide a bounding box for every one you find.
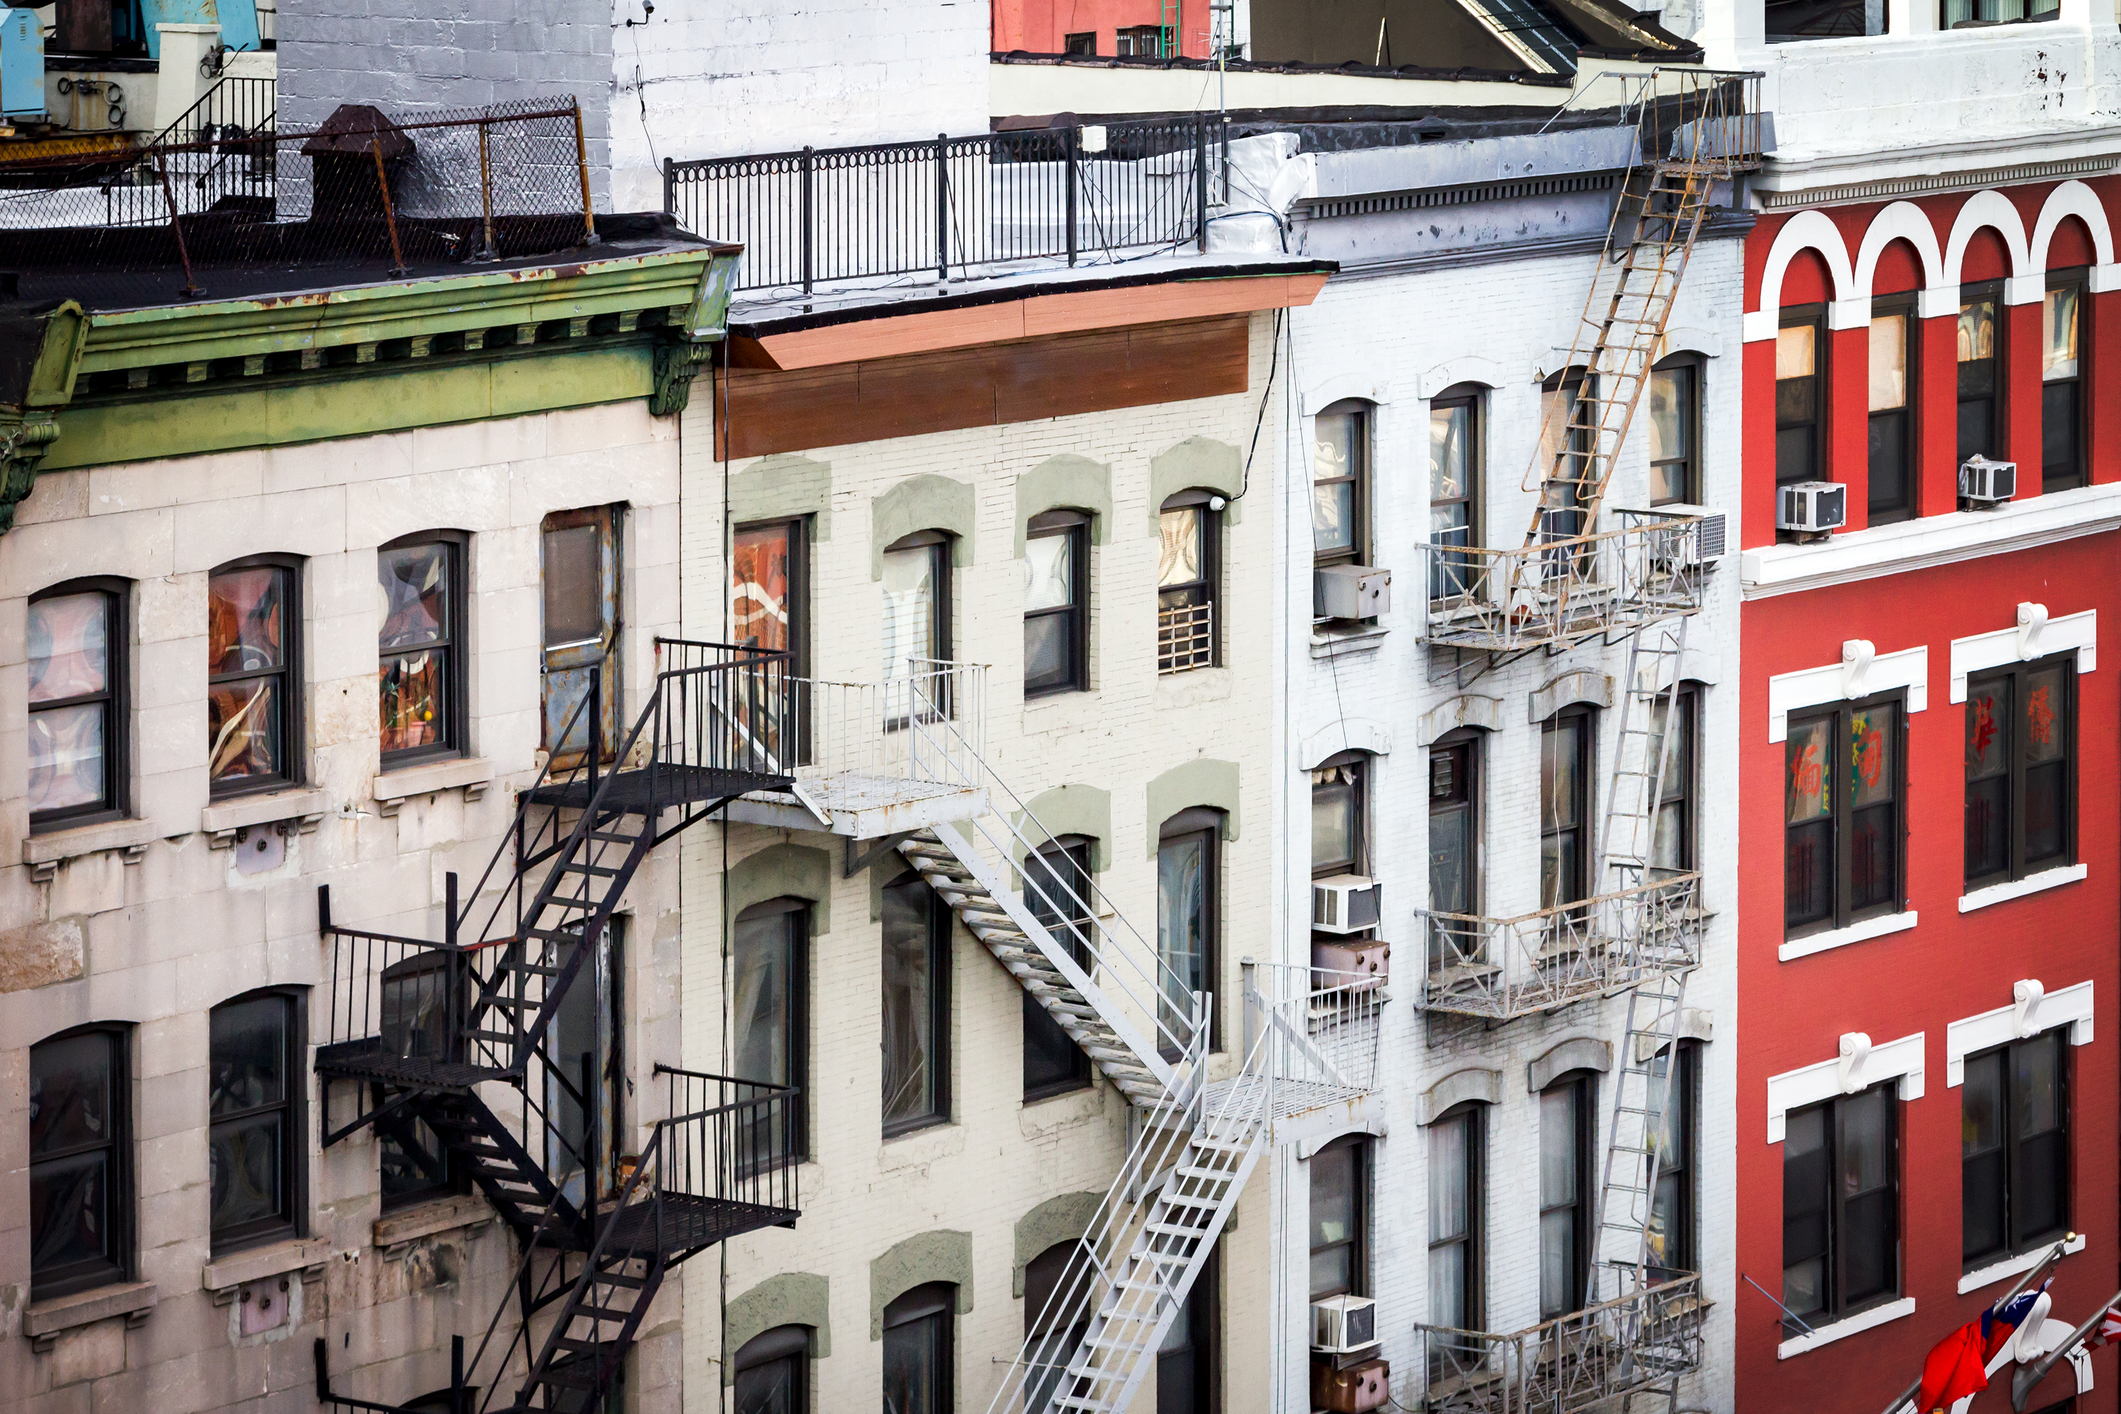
[1157,600,1214,674]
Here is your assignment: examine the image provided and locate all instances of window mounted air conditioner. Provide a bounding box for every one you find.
[1643,505,1728,566]
[1312,875,1381,935]
[1959,456,2016,509]
[1312,1294,1379,1354]
[1314,565,1390,621]
[1776,481,1845,539]
[1312,939,1389,984]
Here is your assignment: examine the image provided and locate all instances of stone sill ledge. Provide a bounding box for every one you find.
[373,756,494,816]
[1310,623,1388,659]
[1960,863,2087,914]
[202,1236,334,1299]
[24,816,160,879]
[1776,1295,1915,1359]
[23,1281,156,1349]
[373,1194,496,1256]
[1959,1233,2085,1295]
[200,787,328,847]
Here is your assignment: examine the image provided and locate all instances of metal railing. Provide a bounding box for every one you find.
[1414,873,1701,1022]
[1415,1273,1705,1414]
[652,1067,803,1227]
[1157,600,1214,674]
[1241,961,1384,1096]
[666,117,1212,293]
[1419,511,1711,655]
[775,658,987,802]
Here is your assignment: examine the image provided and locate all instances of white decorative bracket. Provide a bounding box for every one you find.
[2017,601,2050,660]
[1949,606,2096,702]
[1767,1030,1925,1142]
[1766,642,1929,742]
[1947,979,2094,1085]
[1841,639,1876,700]
[1838,1031,1873,1093]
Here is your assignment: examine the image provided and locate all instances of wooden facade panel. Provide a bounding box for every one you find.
[715,314,1249,459]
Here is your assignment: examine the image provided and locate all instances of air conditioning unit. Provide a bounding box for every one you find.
[1312,875,1381,935]
[1314,565,1390,621]
[1960,456,2017,509]
[1776,481,1846,539]
[1312,1294,1379,1354]
[1644,505,1728,566]
[1313,939,1389,984]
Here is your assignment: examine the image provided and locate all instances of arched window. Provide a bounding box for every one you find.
[1429,384,1482,602]
[1157,490,1219,674]
[882,871,950,1135]
[1311,400,1371,575]
[1538,1070,1594,1318]
[1540,705,1595,910]
[733,1323,811,1414]
[1156,808,1222,1056]
[1023,837,1094,1099]
[1024,1240,1093,1412]
[1427,1100,1485,1341]
[881,1282,954,1414]
[208,554,302,795]
[882,530,952,677]
[734,897,809,1162]
[378,530,467,767]
[1647,356,1699,508]
[1025,510,1090,696]
[29,577,128,829]
[1309,1133,1369,1300]
[209,988,305,1252]
[1776,305,1825,492]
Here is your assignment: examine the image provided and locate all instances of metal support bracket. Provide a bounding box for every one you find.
[845,832,913,878]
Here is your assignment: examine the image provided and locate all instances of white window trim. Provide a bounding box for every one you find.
[1776,1296,1917,1360]
[1766,640,1928,743]
[1960,862,2089,914]
[1777,910,1917,963]
[1765,1030,1924,1144]
[1958,1233,2086,1296]
[1947,604,2096,703]
[1944,979,2093,1086]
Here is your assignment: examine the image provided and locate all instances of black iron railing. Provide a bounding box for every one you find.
[665,117,1213,293]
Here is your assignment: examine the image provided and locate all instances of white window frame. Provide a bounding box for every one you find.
[1766,640,1928,743]
[1764,1030,1924,1144]
[1947,604,2096,704]
[1944,979,2093,1087]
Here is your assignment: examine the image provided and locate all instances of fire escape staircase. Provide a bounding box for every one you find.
[311,643,803,1414]
[1413,70,1762,1414]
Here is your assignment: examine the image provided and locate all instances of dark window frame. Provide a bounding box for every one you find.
[1062,29,1095,52]
[1648,355,1701,508]
[1158,807,1223,1056]
[1158,489,1221,673]
[1426,1100,1486,1339]
[208,987,307,1254]
[733,896,811,1164]
[1957,279,2006,466]
[882,529,955,673]
[1652,686,1700,877]
[540,504,625,765]
[1024,509,1090,698]
[732,517,811,676]
[733,1323,811,1414]
[208,554,304,798]
[881,1281,957,1414]
[1538,367,1596,546]
[2043,269,2089,493]
[1767,0,1880,37]
[1648,1041,1700,1283]
[1964,654,2077,890]
[1309,749,1369,883]
[1429,385,1483,601]
[1941,0,2061,28]
[1022,837,1096,1101]
[1158,1241,1220,1414]
[1428,730,1483,920]
[1312,400,1371,573]
[29,1022,134,1301]
[1538,1070,1595,1319]
[1867,296,1917,525]
[1308,1133,1371,1301]
[881,871,952,1138]
[1783,691,1908,937]
[1782,1083,1902,1329]
[29,577,130,832]
[1961,1029,2071,1271]
[1776,305,1826,490]
[377,530,469,770]
[1540,706,1595,909]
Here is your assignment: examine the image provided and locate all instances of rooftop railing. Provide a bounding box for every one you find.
[665,117,1213,293]
[1414,873,1701,1023]
[1415,1273,1705,1414]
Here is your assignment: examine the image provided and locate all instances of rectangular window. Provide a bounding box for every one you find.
[732,520,808,667]
[1868,306,1914,523]
[541,507,620,765]
[1962,1030,2069,1268]
[2044,278,2085,492]
[1309,1135,1368,1300]
[1943,0,2060,25]
[1784,696,1903,935]
[29,582,125,829]
[1539,1075,1592,1319]
[1427,1105,1483,1334]
[1965,657,2075,889]
[1776,313,1824,487]
[1114,22,1171,53]
[1158,495,1218,674]
[1024,512,1089,696]
[209,992,302,1252]
[1157,814,1218,1058]
[882,532,951,677]
[1063,29,1094,52]
[882,873,949,1135]
[1958,286,2003,465]
[1022,840,1094,1099]
[1427,737,1479,919]
[1648,360,1698,507]
[208,560,298,794]
[30,1026,131,1299]
[733,1326,811,1414]
[1647,1043,1699,1281]
[1783,1084,1900,1327]
[881,1283,955,1414]
[1430,392,1479,600]
[1650,688,1698,876]
[1768,0,1878,35]
[1312,405,1367,570]
[1537,369,1594,545]
[1540,709,1592,910]
[734,900,808,1163]
[378,535,465,766]
[1310,754,1365,880]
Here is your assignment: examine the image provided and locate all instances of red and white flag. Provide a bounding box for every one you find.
[2086,1299,2121,1350]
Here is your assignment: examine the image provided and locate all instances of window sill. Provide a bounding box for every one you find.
[373,756,493,816]
[1959,1233,2084,1296]
[1778,910,1918,962]
[22,815,160,881]
[1310,623,1387,659]
[23,1281,157,1350]
[202,1235,333,1299]
[373,1194,494,1257]
[1959,863,2087,914]
[1776,1296,1916,1359]
[200,786,328,848]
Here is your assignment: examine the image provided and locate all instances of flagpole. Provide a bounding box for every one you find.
[1873,1234,2078,1414]
[2009,1284,2121,1412]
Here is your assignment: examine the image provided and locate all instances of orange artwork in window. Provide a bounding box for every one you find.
[1970,696,1997,759]
[1789,741,1824,806]
[1853,724,1884,790]
[2028,685,2056,748]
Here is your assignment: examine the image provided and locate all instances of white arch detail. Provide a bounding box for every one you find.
[1943,189,2035,304]
[1298,717,1393,770]
[1851,201,1946,304]
[1301,373,1389,415]
[1744,210,1855,343]
[2030,180,2117,294]
[1657,325,1723,360]
[1414,355,1509,400]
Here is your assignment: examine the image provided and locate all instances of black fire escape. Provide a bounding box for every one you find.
[310,641,800,1414]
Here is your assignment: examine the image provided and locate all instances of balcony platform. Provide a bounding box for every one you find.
[313,1041,509,1092]
[527,762,793,815]
[591,1191,799,1259]
[722,777,990,839]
